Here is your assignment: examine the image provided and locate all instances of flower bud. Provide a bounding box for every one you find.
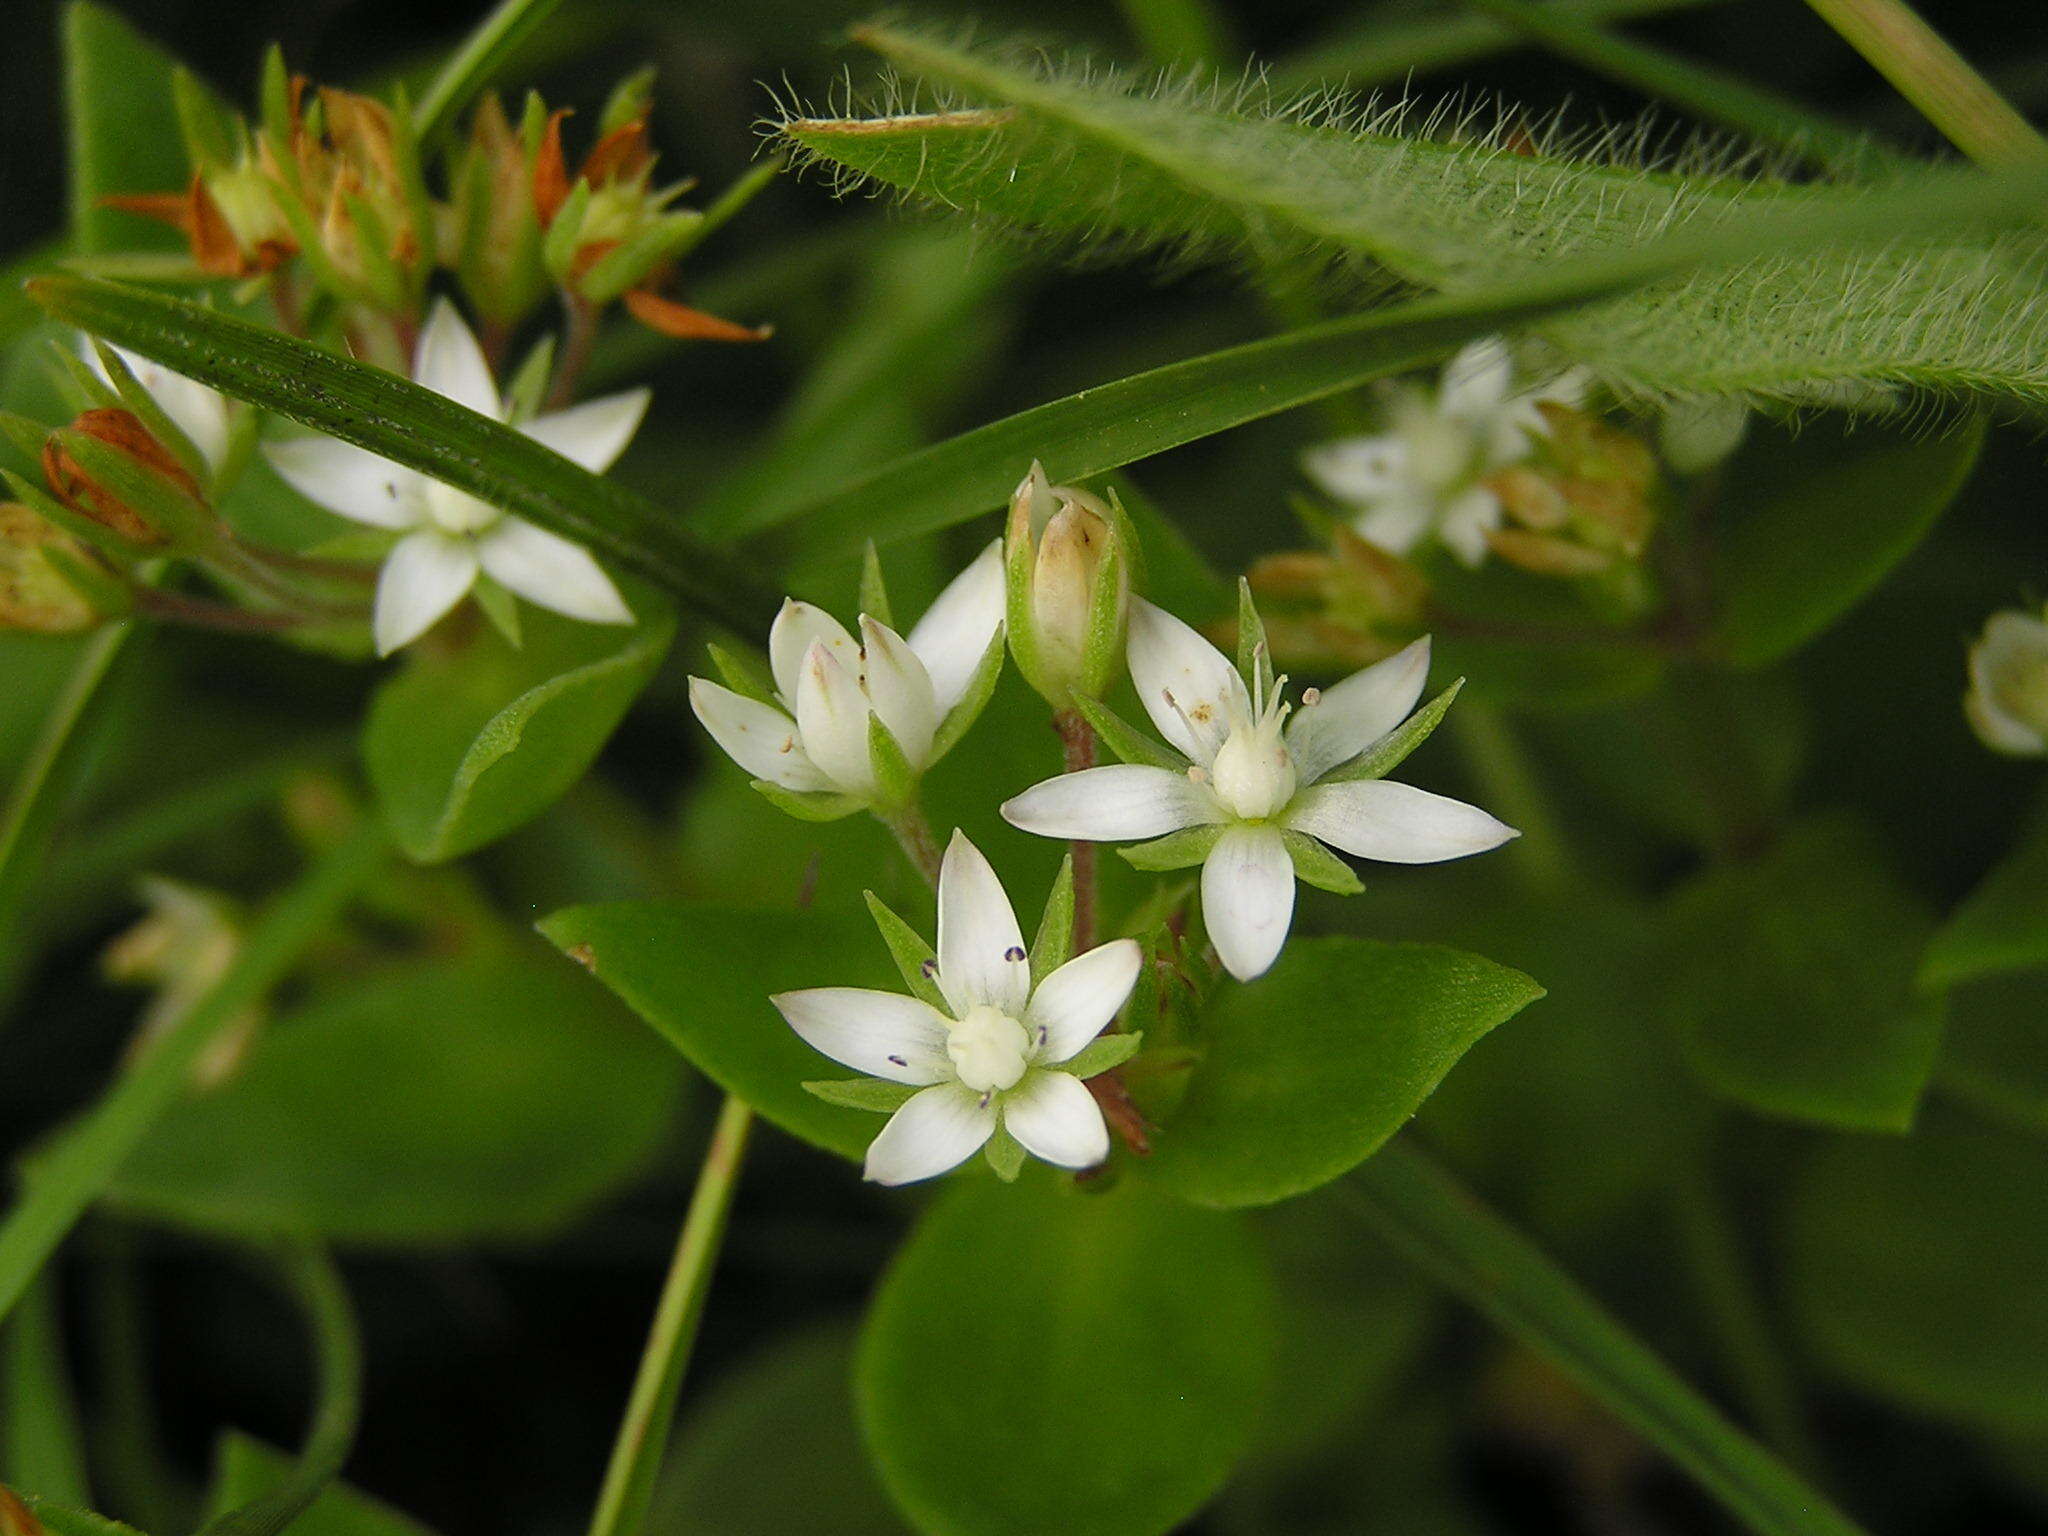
[105,877,262,1086]
[0,502,129,633]
[42,409,207,547]
[1965,605,2048,756]
[534,86,705,309]
[1004,461,1129,705]
[1242,527,1430,670]
[449,93,550,328]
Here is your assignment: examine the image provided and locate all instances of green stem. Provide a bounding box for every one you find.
[2,1274,91,1505]
[1801,0,2048,166]
[1669,1156,1819,1472]
[1341,1142,1867,1536]
[585,1094,755,1536]
[1054,709,1099,951]
[1447,702,1573,899]
[878,802,944,889]
[0,623,135,1008]
[0,817,387,1327]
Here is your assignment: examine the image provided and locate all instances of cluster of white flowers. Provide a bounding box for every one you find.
[1302,337,1587,567]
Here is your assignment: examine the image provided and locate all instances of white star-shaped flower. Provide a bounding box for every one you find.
[262,299,646,654]
[1002,600,1516,981]
[774,831,1142,1185]
[687,545,1005,805]
[1302,337,1588,567]
[84,338,234,474]
[1965,605,2048,756]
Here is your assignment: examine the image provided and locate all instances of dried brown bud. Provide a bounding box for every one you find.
[42,409,200,545]
[0,1485,44,1536]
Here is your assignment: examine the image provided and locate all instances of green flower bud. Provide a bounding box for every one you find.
[1004,461,1130,706]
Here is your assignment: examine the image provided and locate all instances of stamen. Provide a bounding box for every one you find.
[1160,687,1203,744]
[978,1091,992,1109]
[919,957,939,977]
[1037,1025,1048,1047]
[1301,686,1322,707]
[887,1054,907,1067]
[1187,765,1209,784]
[1004,945,1026,963]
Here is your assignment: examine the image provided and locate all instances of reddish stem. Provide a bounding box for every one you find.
[1053,708,1097,953]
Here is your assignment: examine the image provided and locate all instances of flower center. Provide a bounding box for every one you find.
[1208,667,1297,821]
[424,480,503,537]
[946,1004,1032,1095]
[1992,650,2048,734]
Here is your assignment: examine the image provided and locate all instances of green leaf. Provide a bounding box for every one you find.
[1118,823,1223,872]
[1708,415,1984,666]
[1315,678,1463,784]
[1345,1142,1869,1536]
[1660,820,1944,1131]
[106,957,683,1244]
[783,27,2048,412]
[1938,969,2048,1131]
[1786,1118,2048,1434]
[862,892,947,1011]
[1144,937,1543,1207]
[856,1176,1276,1536]
[1072,694,1182,771]
[203,1435,439,1536]
[1059,1030,1143,1080]
[64,3,211,255]
[801,1079,920,1114]
[189,1242,360,1536]
[0,821,387,1328]
[411,0,569,142]
[364,605,675,863]
[1282,830,1364,895]
[1920,786,2048,989]
[651,1324,908,1536]
[1,1278,90,1504]
[26,278,779,633]
[538,902,902,1161]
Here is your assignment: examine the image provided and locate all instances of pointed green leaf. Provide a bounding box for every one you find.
[1315,679,1464,784]
[1060,1029,1143,1080]
[412,0,571,143]
[1282,829,1363,895]
[863,891,948,1012]
[65,3,208,255]
[859,541,894,630]
[1920,786,2048,989]
[1028,854,1074,986]
[365,604,675,863]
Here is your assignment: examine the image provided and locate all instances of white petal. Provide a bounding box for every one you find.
[1302,435,1411,505]
[96,341,232,471]
[859,616,939,768]
[520,388,650,472]
[792,640,876,798]
[687,678,831,791]
[374,531,478,654]
[1002,1070,1110,1170]
[768,600,858,704]
[1440,336,1514,418]
[1202,825,1296,982]
[906,540,1005,713]
[1127,598,1249,764]
[864,1085,997,1185]
[1966,691,2045,754]
[935,830,1030,1018]
[1437,485,1502,567]
[263,435,424,528]
[1288,779,1518,863]
[1024,939,1142,1063]
[1001,764,1218,842]
[1354,495,1436,556]
[771,987,952,1084]
[1287,636,1432,784]
[412,298,501,418]
[475,518,633,625]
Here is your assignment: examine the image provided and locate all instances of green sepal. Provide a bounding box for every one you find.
[88,338,214,491]
[1235,576,1272,699]
[48,341,125,416]
[0,412,54,468]
[1283,829,1364,895]
[983,1125,1027,1181]
[1316,677,1464,784]
[541,179,594,279]
[340,188,410,314]
[864,891,949,1013]
[301,527,401,562]
[1060,1030,1143,1080]
[600,66,658,135]
[803,1078,921,1113]
[1004,513,1044,693]
[1031,854,1076,987]
[750,780,864,822]
[929,625,1006,764]
[472,576,524,648]
[173,64,239,171]
[1071,693,1183,771]
[42,543,134,619]
[706,640,778,707]
[502,334,557,425]
[386,84,439,282]
[867,713,920,810]
[859,540,894,630]
[580,210,708,305]
[258,44,295,165]
[2,469,139,563]
[1120,823,1224,873]
[1077,503,1130,699]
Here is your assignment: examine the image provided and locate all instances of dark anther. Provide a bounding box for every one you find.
[1004,945,1026,962]
[887,1054,908,1067]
